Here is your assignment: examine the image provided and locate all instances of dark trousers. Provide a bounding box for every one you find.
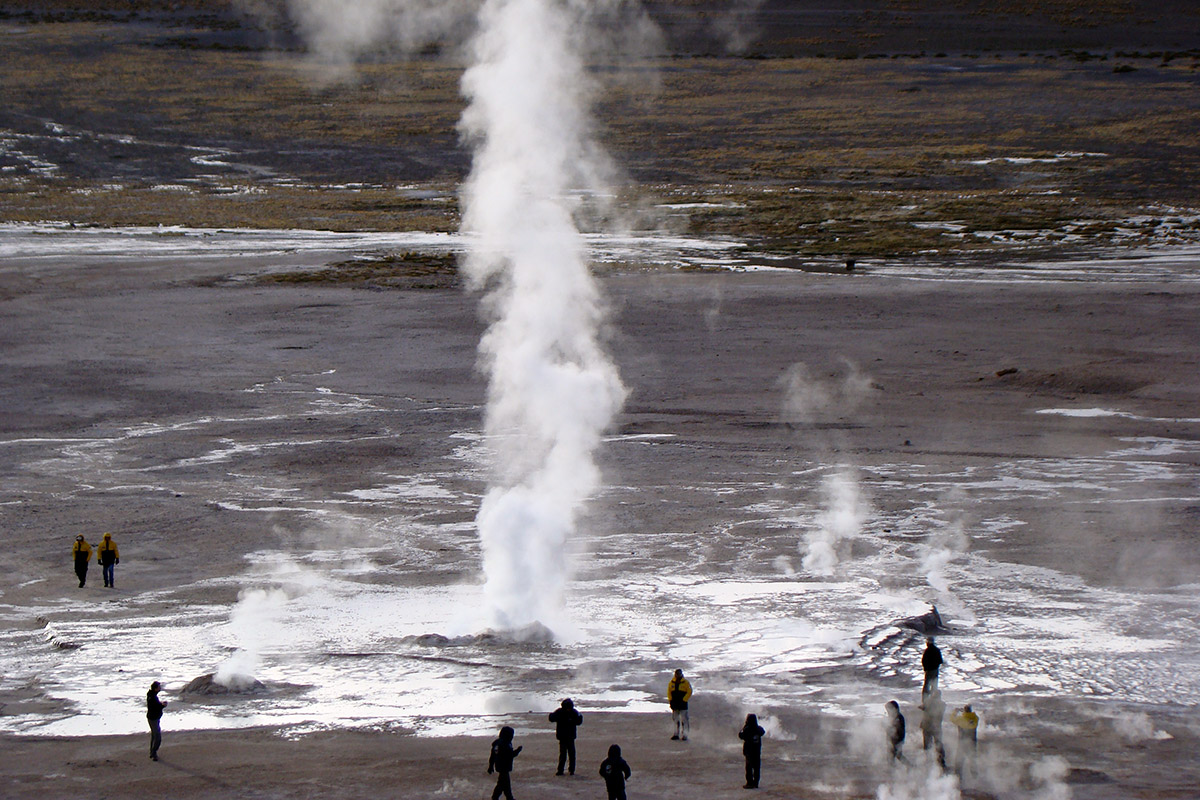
[75,561,88,587]
[491,770,513,800]
[923,729,946,770]
[148,717,162,758]
[556,739,576,774]
[605,782,626,800]
[745,751,761,787]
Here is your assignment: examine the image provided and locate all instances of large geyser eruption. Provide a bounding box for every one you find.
[459,0,627,632]
[275,0,633,632]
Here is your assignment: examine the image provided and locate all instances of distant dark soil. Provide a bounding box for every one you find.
[1,2,1199,260]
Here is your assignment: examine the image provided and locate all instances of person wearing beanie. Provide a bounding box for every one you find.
[146,681,167,761]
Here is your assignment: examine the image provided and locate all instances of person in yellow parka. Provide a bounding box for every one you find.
[97,532,120,589]
[950,704,979,777]
[667,668,692,741]
[72,535,92,588]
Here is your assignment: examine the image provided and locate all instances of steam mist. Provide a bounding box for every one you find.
[460,0,627,631]
[273,0,634,632]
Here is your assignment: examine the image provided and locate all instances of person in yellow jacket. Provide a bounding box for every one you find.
[97,532,120,588]
[72,535,92,588]
[950,704,979,777]
[667,668,692,741]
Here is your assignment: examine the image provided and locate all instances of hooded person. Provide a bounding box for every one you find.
[548,697,583,775]
[146,681,166,761]
[97,532,120,588]
[885,700,906,763]
[72,535,92,588]
[667,668,692,740]
[487,725,522,800]
[738,713,766,789]
[598,743,632,800]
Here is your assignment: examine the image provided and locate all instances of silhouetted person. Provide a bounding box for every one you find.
[487,725,522,800]
[885,700,906,763]
[72,535,91,588]
[667,668,692,740]
[951,704,979,777]
[598,744,632,800]
[922,638,943,696]
[549,698,583,775]
[97,532,120,588]
[919,689,946,771]
[147,681,166,761]
[739,713,766,789]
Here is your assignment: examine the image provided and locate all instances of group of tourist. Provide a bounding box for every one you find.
[487,668,761,800]
[97,533,976,791]
[886,638,980,776]
[71,532,119,588]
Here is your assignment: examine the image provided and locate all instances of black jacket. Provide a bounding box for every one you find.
[599,755,631,789]
[739,723,765,755]
[922,643,943,673]
[146,690,165,720]
[549,706,583,741]
[489,738,519,773]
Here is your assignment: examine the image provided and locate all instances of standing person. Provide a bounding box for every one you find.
[950,704,979,777]
[72,535,92,588]
[97,533,120,588]
[921,638,943,696]
[885,700,906,763]
[667,668,692,741]
[919,690,947,770]
[738,713,766,789]
[598,744,632,800]
[147,681,166,761]
[487,725,522,800]
[549,697,583,775]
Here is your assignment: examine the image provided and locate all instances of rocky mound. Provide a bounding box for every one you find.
[180,672,266,696]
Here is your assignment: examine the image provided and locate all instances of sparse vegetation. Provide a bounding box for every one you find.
[3,12,1200,269]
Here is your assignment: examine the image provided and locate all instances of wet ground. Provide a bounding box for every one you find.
[2,232,1197,769]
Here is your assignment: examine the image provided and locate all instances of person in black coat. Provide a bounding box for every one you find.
[598,743,632,800]
[886,700,906,763]
[146,681,166,761]
[487,725,522,800]
[738,713,766,788]
[548,697,583,775]
[922,638,944,696]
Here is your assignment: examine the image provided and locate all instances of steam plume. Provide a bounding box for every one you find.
[803,467,867,575]
[215,587,289,688]
[460,0,627,631]
[271,0,633,632]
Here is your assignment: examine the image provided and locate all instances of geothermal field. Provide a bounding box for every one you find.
[2,2,1200,800]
